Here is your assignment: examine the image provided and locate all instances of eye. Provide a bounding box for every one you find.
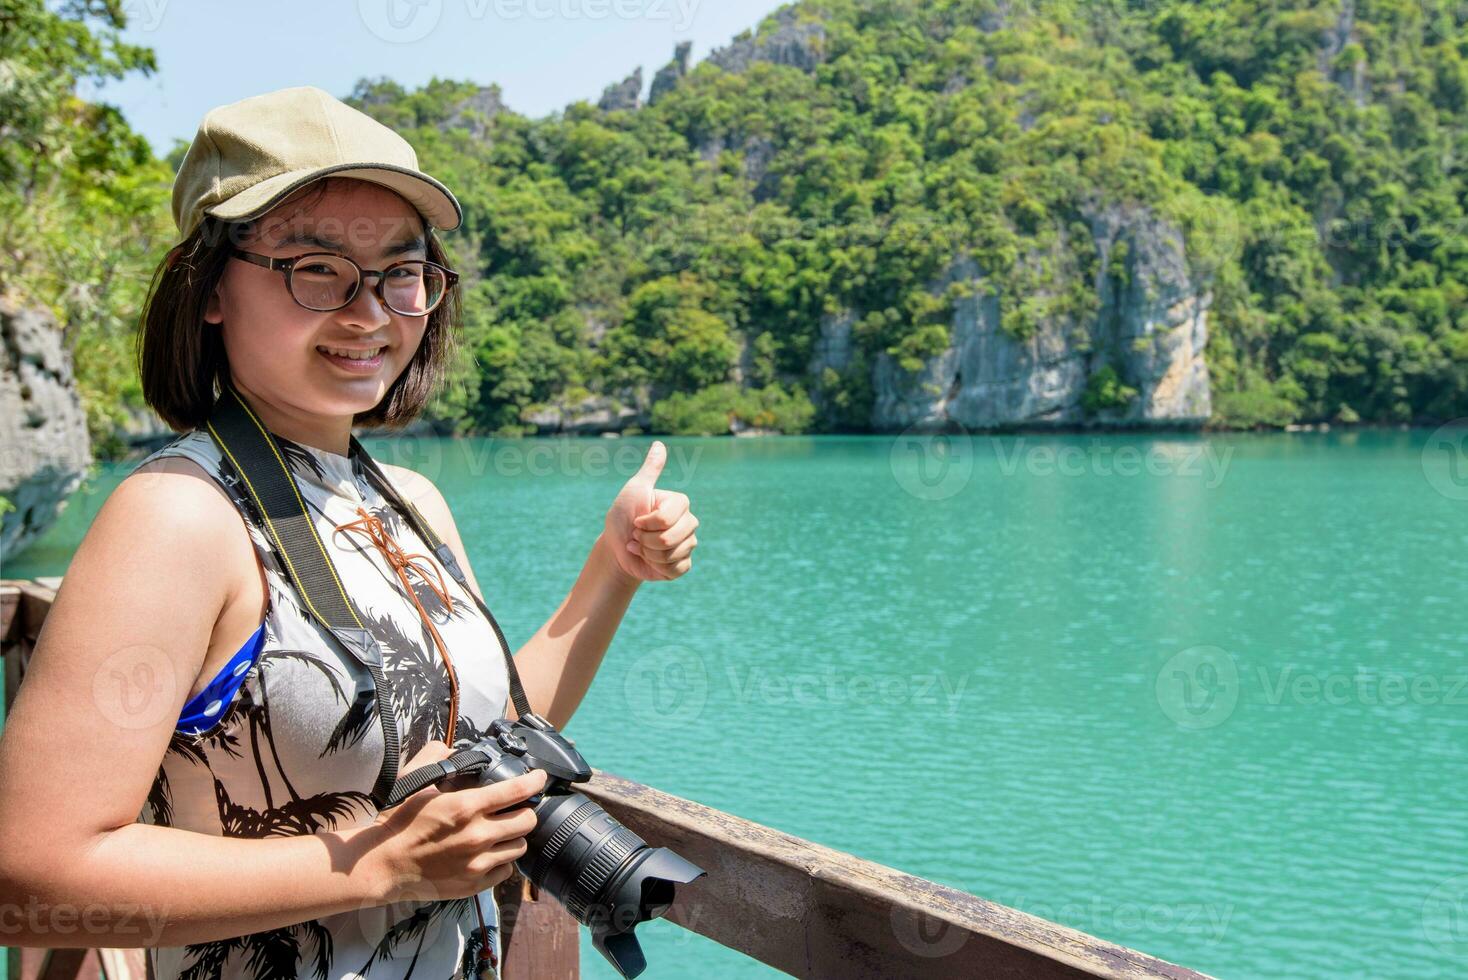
[297,263,341,276]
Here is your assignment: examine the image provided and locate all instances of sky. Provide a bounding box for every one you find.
[83,0,792,154]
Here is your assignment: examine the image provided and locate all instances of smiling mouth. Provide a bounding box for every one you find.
[316,345,386,361]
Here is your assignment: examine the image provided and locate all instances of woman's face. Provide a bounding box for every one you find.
[205,179,431,429]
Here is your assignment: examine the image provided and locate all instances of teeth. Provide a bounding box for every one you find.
[319,346,383,361]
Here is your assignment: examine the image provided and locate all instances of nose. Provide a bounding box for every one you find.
[338,272,393,330]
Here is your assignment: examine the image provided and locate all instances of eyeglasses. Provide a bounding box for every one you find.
[230,249,459,317]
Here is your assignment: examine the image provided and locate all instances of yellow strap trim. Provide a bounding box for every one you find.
[206,388,365,632]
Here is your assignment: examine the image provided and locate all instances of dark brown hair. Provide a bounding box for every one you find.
[137,177,463,433]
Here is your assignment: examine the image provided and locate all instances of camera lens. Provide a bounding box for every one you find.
[517,790,704,978]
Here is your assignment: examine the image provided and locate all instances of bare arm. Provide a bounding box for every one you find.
[381,464,641,729]
[0,460,390,947]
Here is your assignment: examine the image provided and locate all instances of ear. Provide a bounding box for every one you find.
[204,280,224,325]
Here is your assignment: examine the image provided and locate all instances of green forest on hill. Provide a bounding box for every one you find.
[4,0,1467,454]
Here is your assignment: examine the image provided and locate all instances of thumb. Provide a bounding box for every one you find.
[628,440,667,490]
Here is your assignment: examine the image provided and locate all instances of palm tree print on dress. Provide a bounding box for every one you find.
[359,603,456,754]
[179,918,333,980]
[275,436,331,485]
[148,728,243,825]
[354,897,481,979]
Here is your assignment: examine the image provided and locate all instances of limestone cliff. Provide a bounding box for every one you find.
[813,205,1212,431]
[0,300,92,558]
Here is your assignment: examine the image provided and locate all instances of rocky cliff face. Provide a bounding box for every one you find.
[1,300,92,558]
[813,205,1212,431]
[706,8,827,74]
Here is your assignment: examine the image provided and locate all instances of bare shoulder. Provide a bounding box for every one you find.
[0,455,248,849]
[79,455,253,606]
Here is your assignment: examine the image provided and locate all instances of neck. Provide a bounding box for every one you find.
[228,378,354,458]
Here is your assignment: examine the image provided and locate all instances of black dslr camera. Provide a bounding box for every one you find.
[413,712,705,978]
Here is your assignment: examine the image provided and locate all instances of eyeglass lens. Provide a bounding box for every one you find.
[290,255,447,315]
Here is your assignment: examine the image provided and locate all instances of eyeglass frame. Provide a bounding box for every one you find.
[229,248,460,317]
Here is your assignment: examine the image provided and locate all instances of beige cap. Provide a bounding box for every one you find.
[171,85,462,240]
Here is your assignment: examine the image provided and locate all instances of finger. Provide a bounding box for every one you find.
[633,491,688,531]
[469,767,548,812]
[628,440,667,489]
[637,509,698,550]
[471,838,529,877]
[481,805,540,840]
[636,532,697,564]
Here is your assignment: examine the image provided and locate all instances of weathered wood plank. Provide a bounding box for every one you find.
[495,875,581,980]
[580,771,1211,980]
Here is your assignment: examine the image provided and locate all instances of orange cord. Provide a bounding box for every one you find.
[333,505,461,740]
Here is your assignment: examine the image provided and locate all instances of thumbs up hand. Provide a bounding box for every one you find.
[603,440,699,583]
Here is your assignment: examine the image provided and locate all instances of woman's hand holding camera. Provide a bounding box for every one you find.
[364,739,548,902]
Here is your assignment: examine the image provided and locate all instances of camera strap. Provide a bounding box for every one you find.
[203,380,534,810]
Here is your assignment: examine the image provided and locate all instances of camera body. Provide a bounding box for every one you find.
[432,712,703,979]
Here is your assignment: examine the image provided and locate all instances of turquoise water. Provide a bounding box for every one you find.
[6,429,1468,979]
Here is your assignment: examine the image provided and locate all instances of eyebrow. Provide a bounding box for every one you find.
[271,231,427,258]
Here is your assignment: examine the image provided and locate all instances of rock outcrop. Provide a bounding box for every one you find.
[650,41,692,105]
[598,68,643,113]
[522,392,648,435]
[841,205,1211,431]
[446,84,507,141]
[0,300,92,558]
[706,8,827,75]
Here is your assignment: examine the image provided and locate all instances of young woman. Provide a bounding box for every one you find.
[0,86,699,979]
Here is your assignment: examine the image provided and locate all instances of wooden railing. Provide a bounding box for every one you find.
[2,579,1212,979]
